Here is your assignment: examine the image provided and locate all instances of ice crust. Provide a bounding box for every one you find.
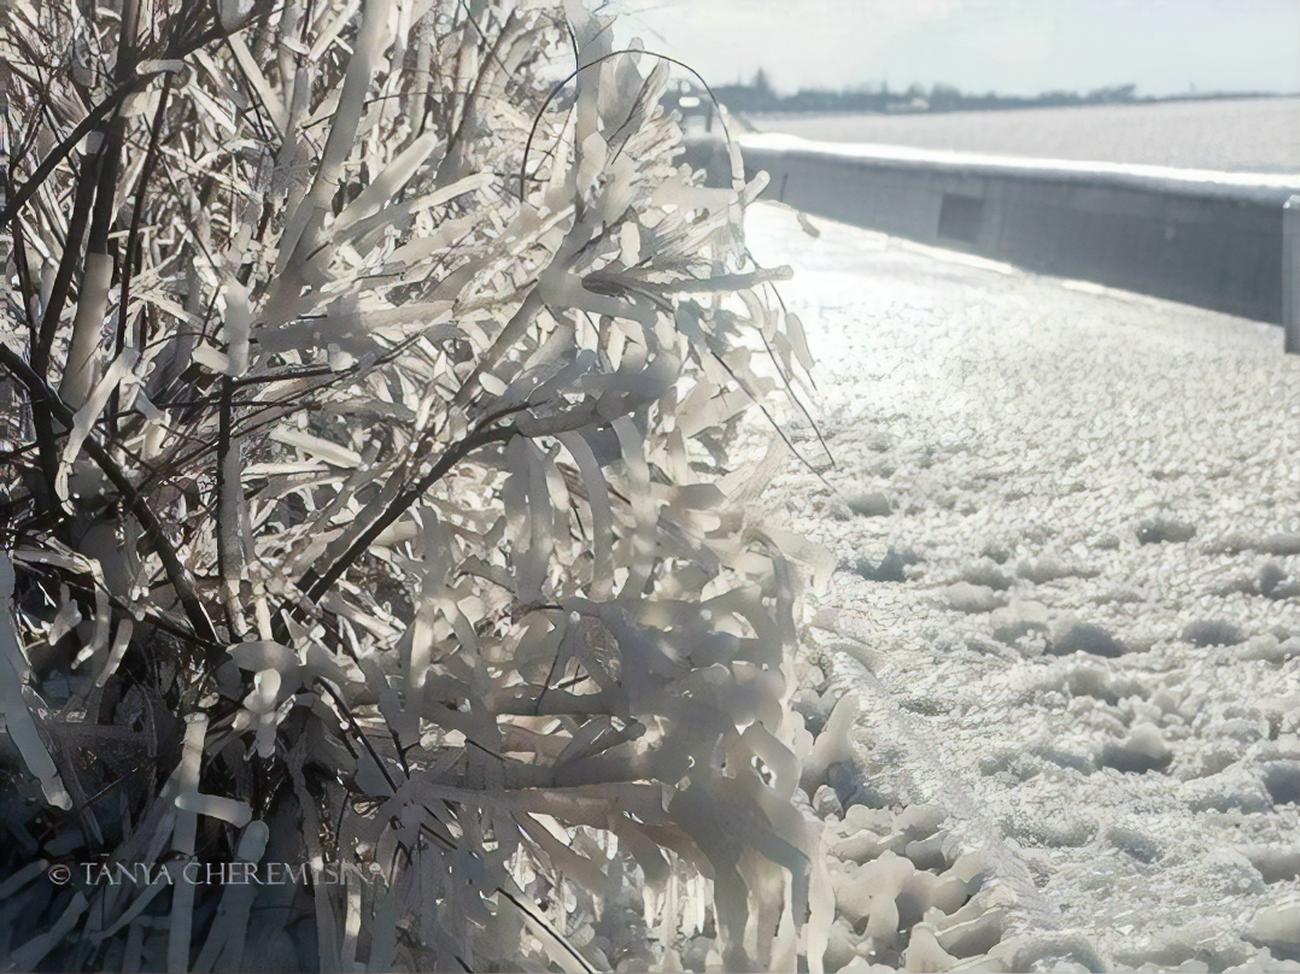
[743,204,1300,970]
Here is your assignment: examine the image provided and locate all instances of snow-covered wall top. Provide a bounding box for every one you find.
[738,133,1300,206]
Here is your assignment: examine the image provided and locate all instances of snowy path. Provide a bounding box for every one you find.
[743,204,1300,970]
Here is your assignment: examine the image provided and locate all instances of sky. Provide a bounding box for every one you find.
[612,0,1300,97]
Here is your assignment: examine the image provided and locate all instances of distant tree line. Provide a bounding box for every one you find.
[703,70,1274,115]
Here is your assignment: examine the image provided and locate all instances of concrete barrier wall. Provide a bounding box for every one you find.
[685,134,1300,324]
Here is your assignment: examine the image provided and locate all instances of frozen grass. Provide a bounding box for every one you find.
[0,5,826,971]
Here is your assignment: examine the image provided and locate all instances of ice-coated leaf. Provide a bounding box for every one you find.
[175,791,254,828]
[57,348,140,501]
[335,131,443,233]
[269,427,363,468]
[558,431,614,599]
[613,417,655,596]
[58,252,114,409]
[226,35,288,134]
[0,555,71,810]
[802,693,861,793]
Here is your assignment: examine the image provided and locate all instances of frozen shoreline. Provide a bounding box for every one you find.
[743,203,1300,969]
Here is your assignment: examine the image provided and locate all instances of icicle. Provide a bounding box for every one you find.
[221,278,252,377]
[48,587,81,646]
[242,668,282,759]
[95,618,133,687]
[168,714,208,974]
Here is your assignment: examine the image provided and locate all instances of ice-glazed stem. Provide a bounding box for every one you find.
[279,0,391,272]
[0,555,72,809]
[167,713,208,973]
[193,820,269,972]
[58,252,114,409]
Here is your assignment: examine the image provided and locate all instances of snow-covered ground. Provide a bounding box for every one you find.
[743,203,1300,971]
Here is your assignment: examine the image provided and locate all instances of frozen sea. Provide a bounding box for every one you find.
[741,202,1300,970]
[749,97,1300,173]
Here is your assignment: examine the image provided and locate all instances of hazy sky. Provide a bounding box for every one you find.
[613,0,1300,97]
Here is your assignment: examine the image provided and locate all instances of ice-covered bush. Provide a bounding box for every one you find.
[0,1,825,970]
